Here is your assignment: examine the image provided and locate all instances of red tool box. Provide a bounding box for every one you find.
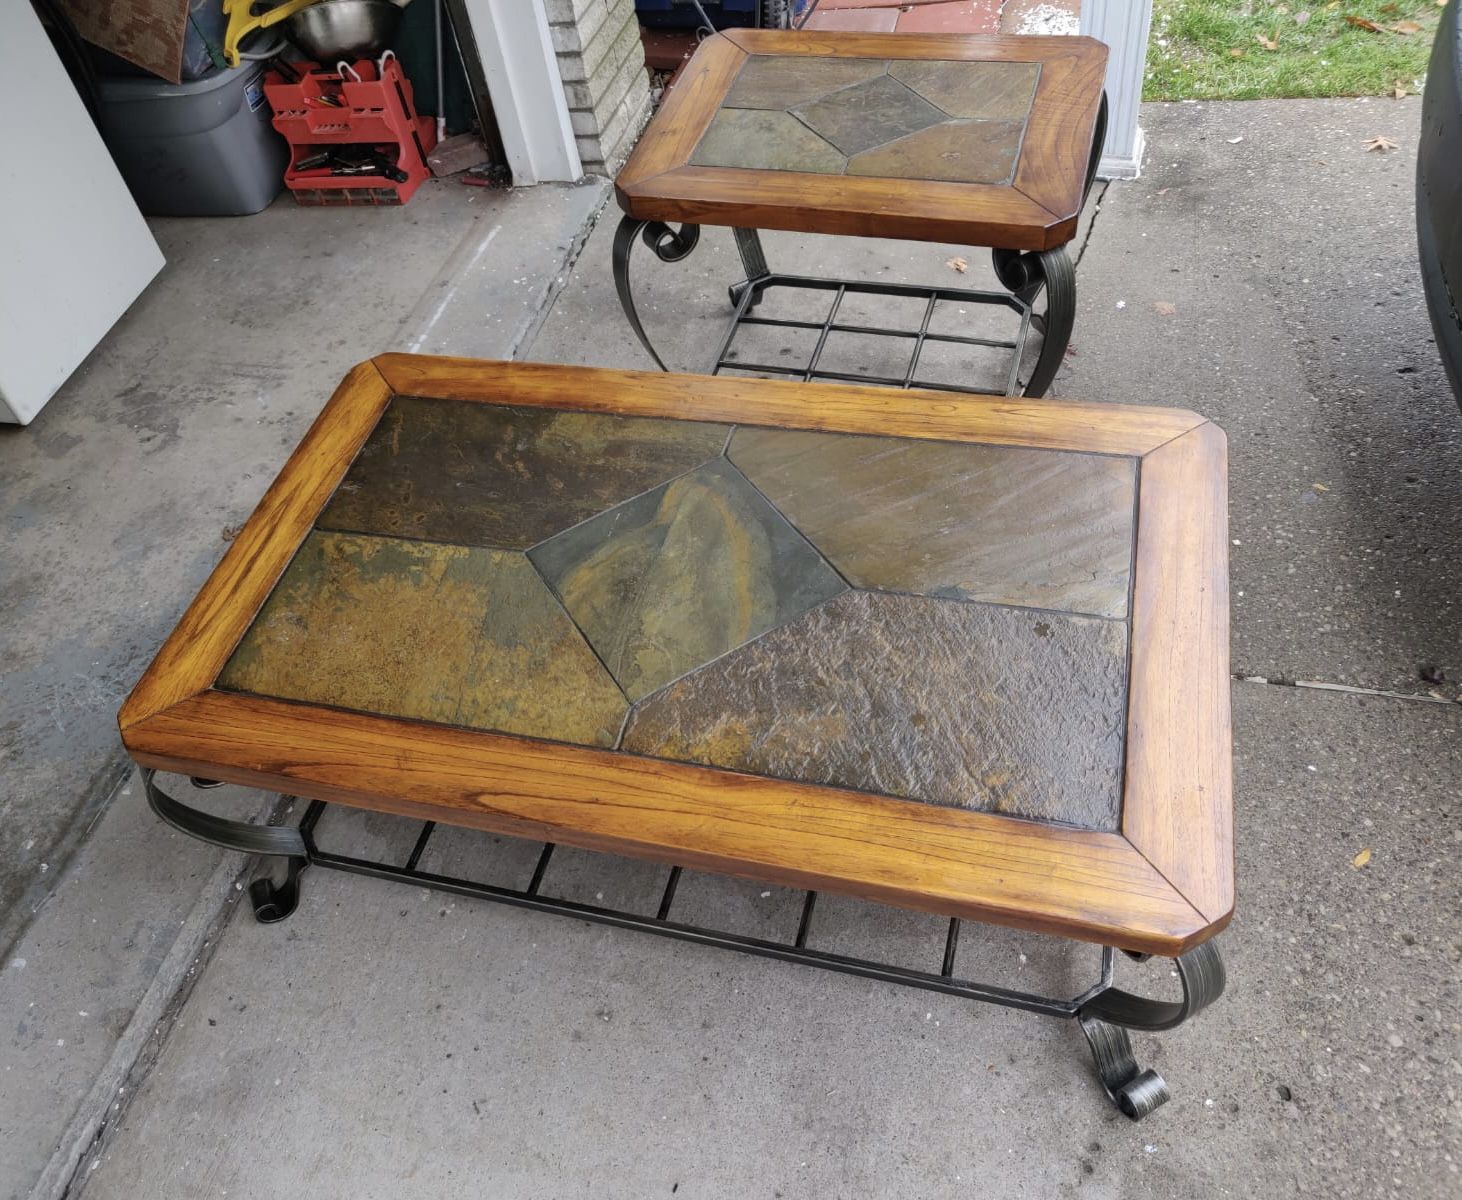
[263,53,436,206]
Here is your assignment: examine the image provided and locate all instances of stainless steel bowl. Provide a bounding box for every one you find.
[287,0,404,62]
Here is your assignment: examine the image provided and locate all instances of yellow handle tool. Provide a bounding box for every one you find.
[222,0,318,68]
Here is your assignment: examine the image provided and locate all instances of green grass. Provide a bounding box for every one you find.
[1144,0,1443,100]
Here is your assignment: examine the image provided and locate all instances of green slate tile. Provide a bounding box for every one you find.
[723,55,889,110]
[317,396,729,550]
[623,590,1128,830]
[690,108,847,174]
[792,73,946,157]
[889,59,1040,121]
[219,531,626,747]
[846,119,1026,185]
[729,428,1136,618]
[529,458,846,701]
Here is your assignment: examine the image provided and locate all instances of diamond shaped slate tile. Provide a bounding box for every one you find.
[847,118,1026,185]
[529,458,846,701]
[723,55,888,110]
[219,531,627,746]
[690,108,847,174]
[318,396,729,550]
[729,428,1136,618]
[622,589,1128,829]
[889,59,1040,120]
[792,73,946,157]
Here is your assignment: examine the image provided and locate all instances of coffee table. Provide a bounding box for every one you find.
[120,356,1231,1119]
[613,31,1108,397]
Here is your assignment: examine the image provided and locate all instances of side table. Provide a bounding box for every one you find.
[121,357,1232,1119]
[613,31,1108,397]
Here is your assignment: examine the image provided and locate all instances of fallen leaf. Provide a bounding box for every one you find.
[1295,9,1311,23]
[1379,0,1399,12]
[1393,80,1408,98]
[1312,482,1329,492]
[1389,19,1422,33]
[1344,14,1385,31]
[945,256,968,273]
[1153,301,1177,316]
[1352,848,1372,868]
[1256,30,1280,49]
[1365,134,1398,151]
[1229,47,1247,56]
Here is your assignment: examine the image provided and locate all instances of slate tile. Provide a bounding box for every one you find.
[723,54,888,111]
[530,458,847,700]
[219,531,627,747]
[729,428,1136,618]
[846,119,1026,185]
[690,108,847,174]
[623,590,1128,830]
[793,74,947,157]
[888,59,1040,120]
[317,396,728,550]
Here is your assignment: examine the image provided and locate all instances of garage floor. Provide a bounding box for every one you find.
[4,99,1460,1199]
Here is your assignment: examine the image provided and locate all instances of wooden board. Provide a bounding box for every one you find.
[616,32,1108,251]
[119,356,1233,956]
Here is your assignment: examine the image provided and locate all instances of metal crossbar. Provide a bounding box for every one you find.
[710,273,1036,396]
[295,800,1116,1018]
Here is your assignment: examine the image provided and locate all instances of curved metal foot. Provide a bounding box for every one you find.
[250,856,307,924]
[612,215,702,371]
[991,245,1077,398]
[141,768,310,922]
[1075,940,1226,1119]
[1079,1015,1171,1119]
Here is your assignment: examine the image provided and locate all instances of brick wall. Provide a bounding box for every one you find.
[546,0,652,175]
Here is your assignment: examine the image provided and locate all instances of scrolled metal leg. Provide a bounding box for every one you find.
[249,855,307,924]
[612,215,702,371]
[729,227,771,312]
[1010,245,1075,399]
[1074,940,1226,1120]
[141,768,310,923]
[1079,1015,1170,1119]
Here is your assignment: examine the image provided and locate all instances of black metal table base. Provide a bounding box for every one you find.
[142,769,1225,1120]
[612,219,1078,398]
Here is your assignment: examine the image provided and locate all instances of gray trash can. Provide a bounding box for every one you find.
[96,60,289,217]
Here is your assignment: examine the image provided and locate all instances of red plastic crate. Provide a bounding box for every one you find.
[263,55,436,205]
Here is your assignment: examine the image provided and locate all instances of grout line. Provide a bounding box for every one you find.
[1234,673,1460,707]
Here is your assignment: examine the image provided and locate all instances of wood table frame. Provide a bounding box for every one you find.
[120,357,1232,1119]
[612,31,1109,398]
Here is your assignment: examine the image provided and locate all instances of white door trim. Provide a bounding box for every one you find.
[460,0,582,185]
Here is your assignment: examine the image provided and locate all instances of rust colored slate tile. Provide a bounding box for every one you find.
[846,118,1025,184]
[723,54,888,111]
[729,428,1136,618]
[530,459,846,701]
[623,589,1128,830]
[889,59,1040,120]
[792,74,946,157]
[690,108,847,174]
[317,396,729,550]
[219,531,627,747]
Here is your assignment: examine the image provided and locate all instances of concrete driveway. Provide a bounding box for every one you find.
[4,98,1458,1199]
